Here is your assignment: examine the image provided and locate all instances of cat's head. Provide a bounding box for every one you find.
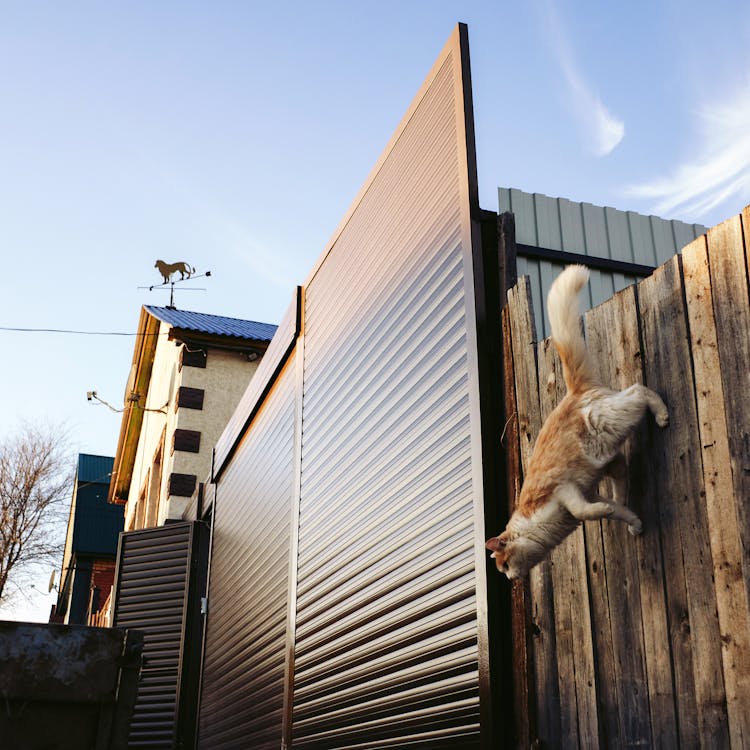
[485,533,528,580]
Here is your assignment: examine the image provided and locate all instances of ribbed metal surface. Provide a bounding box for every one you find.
[292,39,482,748]
[76,453,114,484]
[499,188,708,336]
[72,487,124,555]
[72,454,122,556]
[198,358,296,749]
[112,522,193,749]
[213,289,300,475]
[145,305,278,341]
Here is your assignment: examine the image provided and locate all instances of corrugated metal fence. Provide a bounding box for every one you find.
[503,207,750,748]
[198,356,297,747]
[197,24,502,750]
[498,188,707,337]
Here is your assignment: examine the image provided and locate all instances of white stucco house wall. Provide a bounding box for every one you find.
[108,305,276,529]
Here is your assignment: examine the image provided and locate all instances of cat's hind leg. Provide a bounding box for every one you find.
[591,492,643,535]
[556,483,643,535]
[601,453,642,533]
[604,452,628,504]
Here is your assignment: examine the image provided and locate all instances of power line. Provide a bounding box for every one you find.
[0,326,168,336]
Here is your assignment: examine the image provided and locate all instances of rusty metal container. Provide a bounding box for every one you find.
[0,621,143,750]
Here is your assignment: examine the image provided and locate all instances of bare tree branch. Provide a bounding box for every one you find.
[0,422,72,605]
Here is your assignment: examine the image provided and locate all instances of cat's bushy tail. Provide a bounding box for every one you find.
[547,264,596,393]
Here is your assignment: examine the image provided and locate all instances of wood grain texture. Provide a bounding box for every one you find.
[507,279,561,745]
[535,338,599,750]
[507,277,541,472]
[638,256,729,748]
[708,212,750,627]
[685,228,750,748]
[502,304,534,750]
[585,286,654,748]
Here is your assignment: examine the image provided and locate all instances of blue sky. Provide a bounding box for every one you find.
[2,0,749,619]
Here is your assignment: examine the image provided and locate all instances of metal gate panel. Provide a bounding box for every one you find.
[293,25,488,748]
[112,522,195,749]
[198,356,297,749]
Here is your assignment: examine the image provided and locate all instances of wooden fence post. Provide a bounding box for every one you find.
[506,278,562,746]
[585,287,655,746]
[502,303,533,750]
[538,337,599,749]
[706,211,750,608]
[638,256,729,747]
[684,223,750,746]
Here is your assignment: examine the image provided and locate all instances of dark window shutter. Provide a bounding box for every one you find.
[176,386,205,410]
[168,473,197,497]
[173,429,201,454]
[180,347,207,369]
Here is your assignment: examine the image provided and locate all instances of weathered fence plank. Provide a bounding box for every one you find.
[538,338,599,749]
[584,286,655,748]
[507,278,541,472]
[502,304,534,750]
[638,256,729,747]
[707,212,750,624]
[506,279,560,745]
[683,231,750,748]
[611,283,680,749]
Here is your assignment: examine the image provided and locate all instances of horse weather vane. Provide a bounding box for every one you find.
[143,259,212,308]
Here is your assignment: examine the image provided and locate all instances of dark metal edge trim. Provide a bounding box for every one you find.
[517,243,655,277]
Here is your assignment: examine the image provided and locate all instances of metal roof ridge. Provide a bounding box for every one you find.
[144,304,276,328]
[143,305,278,342]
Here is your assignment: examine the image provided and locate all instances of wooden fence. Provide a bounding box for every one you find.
[502,206,750,749]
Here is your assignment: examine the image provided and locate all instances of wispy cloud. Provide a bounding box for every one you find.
[558,56,626,157]
[627,81,750,218]
[541,1,625,157]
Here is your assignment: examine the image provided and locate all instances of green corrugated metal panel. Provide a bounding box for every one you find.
[499,188,708,336]
[72,455,123,556]
[498,188,707,264]
[72,485,124,555]
[77,453,114,485]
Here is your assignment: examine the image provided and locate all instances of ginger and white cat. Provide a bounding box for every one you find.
[486,265,669,580]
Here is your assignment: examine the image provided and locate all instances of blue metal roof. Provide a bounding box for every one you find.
[145,305,277,342]
[77,454,114,485]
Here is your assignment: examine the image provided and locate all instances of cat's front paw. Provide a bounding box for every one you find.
[628,518,643,536]
[655,409,669,428]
